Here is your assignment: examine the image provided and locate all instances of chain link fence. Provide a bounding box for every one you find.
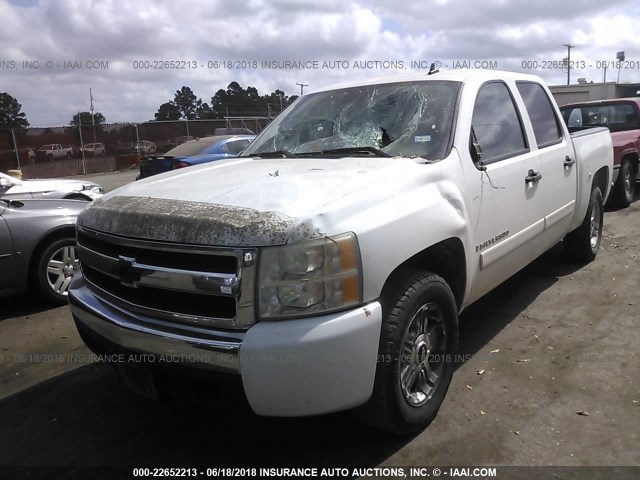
[1,117,270,179]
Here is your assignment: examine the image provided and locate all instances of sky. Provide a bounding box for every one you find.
[1,0,639,126]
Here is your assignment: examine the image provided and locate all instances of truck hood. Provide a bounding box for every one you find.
[80,156,429,247]
[105,157,421,216]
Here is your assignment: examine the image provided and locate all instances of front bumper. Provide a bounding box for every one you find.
[68,274,382,416]
[76,188,103,200]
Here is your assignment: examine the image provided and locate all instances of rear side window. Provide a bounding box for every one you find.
[471,82,527,163]
[561,103,639,132]
[221,140,250,154]
[517,82,562,147]
[563,108,583,127]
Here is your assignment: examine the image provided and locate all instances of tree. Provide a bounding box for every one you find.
[70,111,106,127]
[209,82,299,118]
[196,102,216,119]
[173,86,204,120]
[154,102,181,121]
[0,93,30,129]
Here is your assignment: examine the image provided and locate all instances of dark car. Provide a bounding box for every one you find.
[137,135,254,179]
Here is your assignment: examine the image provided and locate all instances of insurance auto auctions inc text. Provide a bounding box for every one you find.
[243,466,497,477]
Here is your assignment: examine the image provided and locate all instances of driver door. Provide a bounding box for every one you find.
[467,81,547,301]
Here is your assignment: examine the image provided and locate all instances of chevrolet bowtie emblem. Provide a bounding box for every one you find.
[116,255,142,287]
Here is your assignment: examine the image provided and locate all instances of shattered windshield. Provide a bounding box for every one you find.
[241,80,461,160]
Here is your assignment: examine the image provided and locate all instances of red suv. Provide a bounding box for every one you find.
[561,98,640,207]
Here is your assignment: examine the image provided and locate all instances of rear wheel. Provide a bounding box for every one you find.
[356,271,458,435]
[564,187,604,262]
[611,159,636,207]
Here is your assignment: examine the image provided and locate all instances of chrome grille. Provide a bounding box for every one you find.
[76,226,256,330]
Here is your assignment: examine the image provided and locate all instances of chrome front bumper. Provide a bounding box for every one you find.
[69,272,383,416]
[68,275,241,374]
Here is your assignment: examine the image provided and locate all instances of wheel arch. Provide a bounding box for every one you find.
[379,237,467,312]
[592,165,610,198]
[64,193,92,201]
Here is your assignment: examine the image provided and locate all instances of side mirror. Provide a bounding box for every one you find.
[470,139,485,170]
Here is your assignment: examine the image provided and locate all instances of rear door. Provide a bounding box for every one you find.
[467,81,547,300]
[516,82,577,241]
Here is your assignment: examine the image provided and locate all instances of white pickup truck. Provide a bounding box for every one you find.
[36,144,73,161]
[69,70,613,434]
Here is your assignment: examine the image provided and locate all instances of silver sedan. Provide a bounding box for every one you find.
[1,198,86,304]
[0,172,103,201]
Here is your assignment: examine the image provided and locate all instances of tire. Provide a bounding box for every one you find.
[563,187,604,262]
[356,271,459,435]
[611,160,635,207]
[34,237,80,305]
[47,154,54,162]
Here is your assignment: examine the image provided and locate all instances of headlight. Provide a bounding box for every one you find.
[258,232,362,320]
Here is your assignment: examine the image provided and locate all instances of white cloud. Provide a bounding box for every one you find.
[0,0,639,125]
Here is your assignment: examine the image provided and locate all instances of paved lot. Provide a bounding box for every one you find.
[65,169,139,193]
[0,173,638,472]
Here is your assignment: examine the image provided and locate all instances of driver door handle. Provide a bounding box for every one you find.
[564,155,576,167]
[525,169,542,183]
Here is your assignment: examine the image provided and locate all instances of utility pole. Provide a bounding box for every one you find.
[296,82,308,95]
[89,88,97,143]
[10,128,20,169]
[562,43,574,85]
[78,111,87,175]
[616,51,625,84]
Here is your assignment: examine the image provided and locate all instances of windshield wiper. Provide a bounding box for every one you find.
[317,146,391,157]
[248,150,296,158]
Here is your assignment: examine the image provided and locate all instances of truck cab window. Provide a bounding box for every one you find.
[470,82,527,164]
[516,82,562,147]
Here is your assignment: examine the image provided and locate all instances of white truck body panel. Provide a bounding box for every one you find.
[69,70,613,417]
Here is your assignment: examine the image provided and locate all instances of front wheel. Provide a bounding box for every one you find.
[34,237,80,304]
[564,187,604,262]
[356,271,458,434]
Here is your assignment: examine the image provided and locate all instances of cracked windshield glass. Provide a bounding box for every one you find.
[241,80,461,160]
